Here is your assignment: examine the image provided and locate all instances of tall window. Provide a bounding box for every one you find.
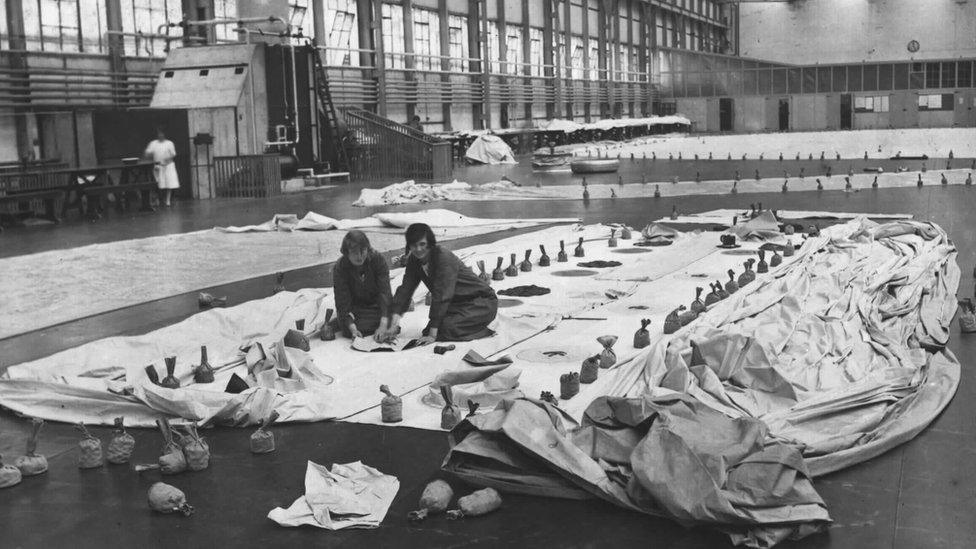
[447,15,468,72]
[289,1,313,42]
[486,21,499,73]
[0,3,7,49]
[631,45,641,80]
[121,0,183,57]
[505,26,522,75]
[326,0,357,66]
[381,3,405,69]
[588,45,598,80]
[413,9,440,71]
[213,0,238,42]
[570,36,584,80]
[22,0,84,52]
[21,0,107,53]
[528,28,543,77]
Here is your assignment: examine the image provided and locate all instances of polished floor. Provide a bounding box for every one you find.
[0,163,974,548]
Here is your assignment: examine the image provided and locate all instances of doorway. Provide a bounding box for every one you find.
[778,99,789,131]
[719,98,734,131]
[840,94,853,130]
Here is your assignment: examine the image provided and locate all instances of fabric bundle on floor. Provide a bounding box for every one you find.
[441,218,960,547]
[464,135,517,164]
[268,461,399,529]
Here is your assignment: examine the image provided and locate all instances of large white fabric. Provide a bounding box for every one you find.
[0,218,959,475]
[216,208,576,233]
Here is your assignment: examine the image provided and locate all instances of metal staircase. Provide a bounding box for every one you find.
[308,44,348,171]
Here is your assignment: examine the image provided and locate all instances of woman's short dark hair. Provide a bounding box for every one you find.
[404,223,436,252]
[340,229,372,255]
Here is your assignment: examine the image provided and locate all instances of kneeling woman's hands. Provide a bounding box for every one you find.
[374,316,396,343]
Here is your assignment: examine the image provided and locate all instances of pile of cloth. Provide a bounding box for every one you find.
[464,135,517,164]
[442,218,960,547]
[352,180,472,207]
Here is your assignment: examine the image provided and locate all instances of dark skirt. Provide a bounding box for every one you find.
[432,294,498,341]
[340,303,386,337]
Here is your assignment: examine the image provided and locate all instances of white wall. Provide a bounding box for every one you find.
[739,0,976,64]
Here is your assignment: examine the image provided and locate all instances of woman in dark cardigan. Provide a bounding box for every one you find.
[380,223,497,344]
[332,230,393,338]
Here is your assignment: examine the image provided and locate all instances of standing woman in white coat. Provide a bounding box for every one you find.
[144,127,180,206]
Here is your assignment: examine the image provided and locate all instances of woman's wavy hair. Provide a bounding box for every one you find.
[340,230,372,256]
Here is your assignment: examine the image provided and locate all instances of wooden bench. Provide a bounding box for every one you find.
[304,172,351,185]
[75,182,157,220]
[0,188,66,229]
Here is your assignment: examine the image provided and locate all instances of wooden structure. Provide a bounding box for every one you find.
[213,155,282,199]
[150,44,269,199]
[343,108,453,183]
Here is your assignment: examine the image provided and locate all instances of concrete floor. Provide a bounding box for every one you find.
[1,161,974,548]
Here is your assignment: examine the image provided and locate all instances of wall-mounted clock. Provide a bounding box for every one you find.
[907,40,920,53]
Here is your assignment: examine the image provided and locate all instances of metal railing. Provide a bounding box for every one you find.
[213,155,282,198]
[660,58,976,98]
[0,65,158,108]
[343,108,453,182]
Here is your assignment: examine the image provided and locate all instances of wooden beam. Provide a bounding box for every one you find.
[438,0,452,131]
[5,0,30,158]
[480,0,492,129]
[467,0,485,129]
[368,0,387,116]
[403,0,416,122]
[581,0,591,123]
[522,0,533,124]
[563,0,572,119]
[497,0,508,128]
[596,0,608,119]
[543,0,558,119]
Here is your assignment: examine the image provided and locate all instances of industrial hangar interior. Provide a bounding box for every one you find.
[0,0,974,548]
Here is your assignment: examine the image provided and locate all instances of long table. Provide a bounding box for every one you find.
[0,161,157,225]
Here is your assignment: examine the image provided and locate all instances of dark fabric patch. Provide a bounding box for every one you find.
[497,298,525,308]
[722,249,757,255]
[634,239,673,247]
[551,269,599,277]
[578,260,622,268]
[612,248,653,254]
[498,285,551,297]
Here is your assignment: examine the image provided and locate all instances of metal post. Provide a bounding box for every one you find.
[312,0,326,46]
[402,0,416,123]
[438,0,452,131]
[5,0,30,159]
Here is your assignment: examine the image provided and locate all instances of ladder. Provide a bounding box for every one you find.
[308,44,348,171]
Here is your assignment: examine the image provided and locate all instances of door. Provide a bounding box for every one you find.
[719,98,734,131]
[840,94,853,130]
[778,99,790,131]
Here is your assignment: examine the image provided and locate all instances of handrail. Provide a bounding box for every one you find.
[344,108,446,146]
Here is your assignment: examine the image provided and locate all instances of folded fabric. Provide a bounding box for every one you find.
[351,337,421,353]
[729,210,782,241]
[462,350,514,367]
[640,223,678,241]
[268,461,399,530]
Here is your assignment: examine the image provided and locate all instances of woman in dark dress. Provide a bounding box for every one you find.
[332,230,393,339]
[380,223,497,344]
